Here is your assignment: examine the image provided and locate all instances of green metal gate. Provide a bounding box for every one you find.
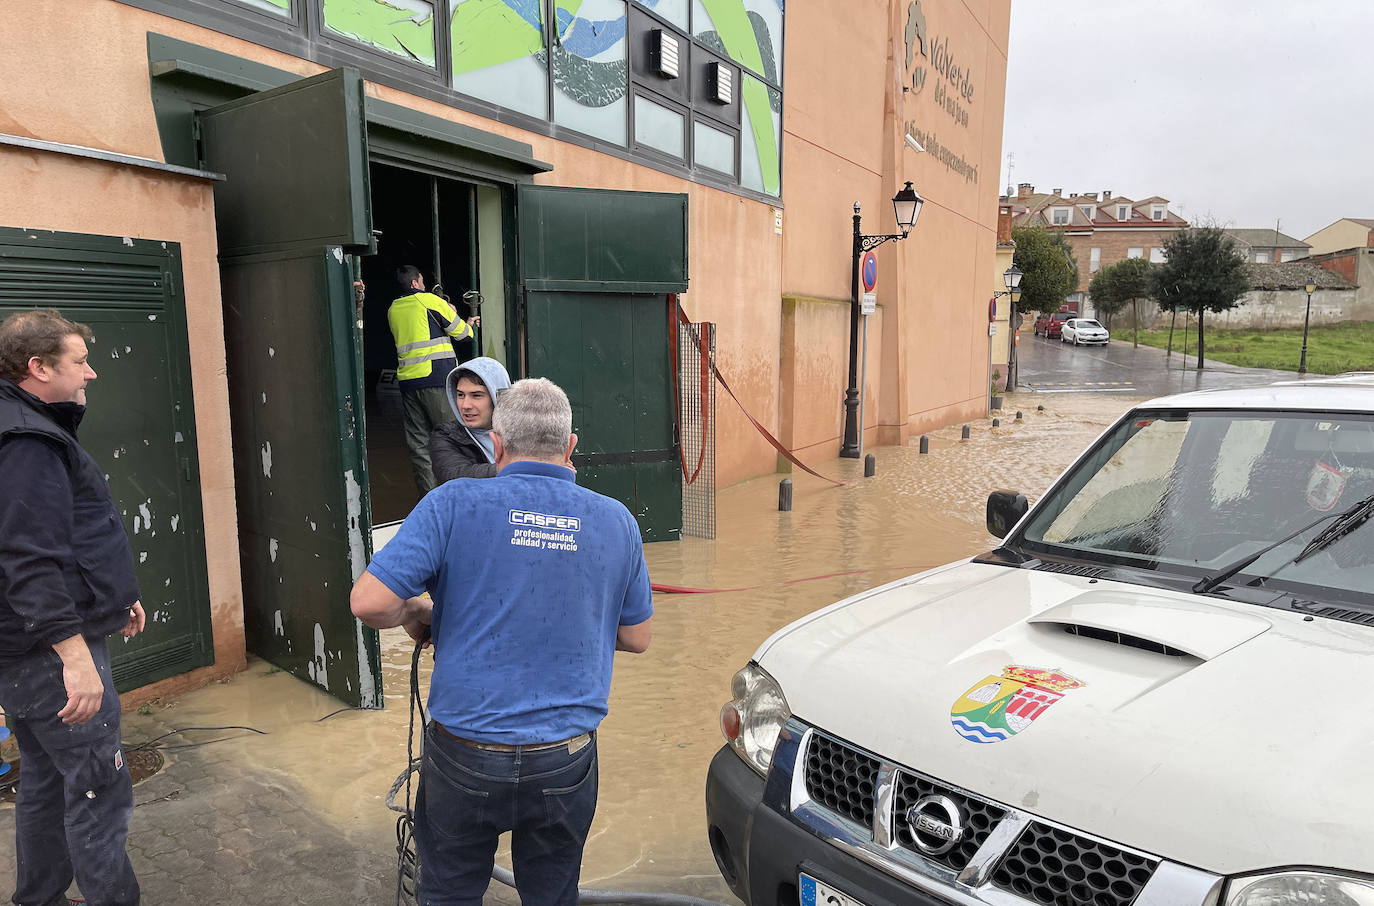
[200,68,382,706]
[518,186,688,542]
[0,230,214,691]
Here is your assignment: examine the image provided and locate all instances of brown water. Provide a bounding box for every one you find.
[122,391,1141,903]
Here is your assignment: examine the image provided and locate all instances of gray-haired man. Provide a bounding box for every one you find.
[352,377,652,906]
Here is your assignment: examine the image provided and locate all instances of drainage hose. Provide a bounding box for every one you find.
[390,640,734,906]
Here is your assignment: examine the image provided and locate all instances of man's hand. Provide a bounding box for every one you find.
[401,595,434,648]
[53,635,103,725]
[469,315,481,329]
[122,601,146,638]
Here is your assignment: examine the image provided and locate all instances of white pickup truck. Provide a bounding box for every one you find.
[705,377,1374,906]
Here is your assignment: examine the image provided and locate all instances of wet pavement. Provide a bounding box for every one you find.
[1,393,1146,905]
[1016,328,1297,398]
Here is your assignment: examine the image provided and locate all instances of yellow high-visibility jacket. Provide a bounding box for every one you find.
[387,291,475,390]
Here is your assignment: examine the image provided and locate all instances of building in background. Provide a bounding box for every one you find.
[1305,218,1374,256]
[0,0,1010,702]
[1007,184,1188,314]
[1223,228,1311,263]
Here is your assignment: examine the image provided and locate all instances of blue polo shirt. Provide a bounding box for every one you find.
[367,460,653,744]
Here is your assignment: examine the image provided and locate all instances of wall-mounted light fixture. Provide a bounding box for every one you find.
[709,61,733,104]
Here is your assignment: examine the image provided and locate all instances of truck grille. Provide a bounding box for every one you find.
[803,732,880,827]
[797,731,1163,903]
[991,821,1158,906]
[892,770,1005,871]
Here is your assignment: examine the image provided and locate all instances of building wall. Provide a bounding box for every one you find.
[1305,220,1374,257]
[0,0,1011,690]
[1212,288,1361,330]
[1067,228,1179,293]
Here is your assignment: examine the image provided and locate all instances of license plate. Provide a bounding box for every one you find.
[799,872,867,906]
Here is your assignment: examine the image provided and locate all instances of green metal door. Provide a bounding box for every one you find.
[518,186,688,542]
[201,68,381,706]
[0,231,213,691]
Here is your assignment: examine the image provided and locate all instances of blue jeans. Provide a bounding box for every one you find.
[416,724,598,906]
[0,640,138,906]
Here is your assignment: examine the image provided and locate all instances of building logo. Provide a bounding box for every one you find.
[906,794,963,855]
[905,1,928,68]
[950,665,1085,744]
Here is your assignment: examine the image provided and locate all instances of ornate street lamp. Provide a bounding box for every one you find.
[842,182,923,458]
[1298,280,1317,375]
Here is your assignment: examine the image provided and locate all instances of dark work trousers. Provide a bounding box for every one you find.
[0,639,139,906]
[416,724,598,906]
[402,384,458,494]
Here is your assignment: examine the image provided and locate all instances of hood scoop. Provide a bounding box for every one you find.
[1028,590,1272,661]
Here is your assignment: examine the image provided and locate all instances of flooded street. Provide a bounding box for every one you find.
[2,392,1143,904]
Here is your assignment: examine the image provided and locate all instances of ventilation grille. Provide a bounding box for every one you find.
[0,253,169,310]
[1061,624,1187,657]
[803,733,880,827]
[1309,606,1374,627]
[991,822,1158,906]
[1031,561,1110,579]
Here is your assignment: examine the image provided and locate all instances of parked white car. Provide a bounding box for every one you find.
[1061,317,1109,345]
[706,376,1374,906]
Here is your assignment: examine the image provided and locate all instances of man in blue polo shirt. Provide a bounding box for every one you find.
[351,377,653,906]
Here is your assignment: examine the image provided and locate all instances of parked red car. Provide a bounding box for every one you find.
[1034,310,1073,338]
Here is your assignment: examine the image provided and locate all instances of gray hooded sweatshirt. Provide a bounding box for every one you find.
[427,356,512,483]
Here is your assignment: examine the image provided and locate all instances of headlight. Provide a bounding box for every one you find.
[1226,871,1374,906]
[718,663,790,776]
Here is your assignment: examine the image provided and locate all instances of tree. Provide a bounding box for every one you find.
[1107,258,1155,347]
[1012,227,1078,315]
[1153,227,1250,368]
[1088,267,1126,329]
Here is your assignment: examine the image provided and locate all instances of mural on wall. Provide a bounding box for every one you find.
[323,0,437,66]
[693,0,781,195]
[448,0,781,192]
[241,0,290,13]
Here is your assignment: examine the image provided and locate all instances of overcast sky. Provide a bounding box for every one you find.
[1002,1,1374,240]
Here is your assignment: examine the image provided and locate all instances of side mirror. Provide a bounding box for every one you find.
[986,490,1029,539]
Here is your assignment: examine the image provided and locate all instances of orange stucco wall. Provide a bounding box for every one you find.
[0,148,247,699]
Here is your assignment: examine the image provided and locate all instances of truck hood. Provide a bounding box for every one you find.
[755,561,1374,875]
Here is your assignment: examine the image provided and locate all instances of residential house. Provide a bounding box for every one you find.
[1304,218,1374,256]
[1223,228,1310,263]
[1006,184,1188,314]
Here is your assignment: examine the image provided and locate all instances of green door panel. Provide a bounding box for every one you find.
[527,291,681,542]
[219,248,379,705]
[0,231,213,691]
[202,69,381,706]
[200,67,373,257]
[517,186,688,293]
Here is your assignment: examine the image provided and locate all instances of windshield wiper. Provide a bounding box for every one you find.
[1292,492,1374,564]
[1192,510,1345,595]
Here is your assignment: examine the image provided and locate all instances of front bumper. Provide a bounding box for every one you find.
[706,742,955,906]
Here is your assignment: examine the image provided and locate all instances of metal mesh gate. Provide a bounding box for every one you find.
[678,320,717,539]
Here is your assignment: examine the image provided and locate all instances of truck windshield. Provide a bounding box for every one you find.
[1017,409,1374,605]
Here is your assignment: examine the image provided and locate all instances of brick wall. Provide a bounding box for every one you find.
[1310,249,1359,284]
[1062,228,1182,292]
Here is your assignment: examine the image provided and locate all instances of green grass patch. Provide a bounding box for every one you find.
[1125,322,1374,374]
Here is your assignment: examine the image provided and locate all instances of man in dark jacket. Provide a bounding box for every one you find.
[428,356,512,484]
[0,309,145,906]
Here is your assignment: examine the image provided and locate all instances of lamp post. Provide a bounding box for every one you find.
[1298,280,1316,375]
[990,265,1023,404]
[842,181,922,457]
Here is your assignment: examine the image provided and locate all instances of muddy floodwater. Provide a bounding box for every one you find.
[106,392,1140,904]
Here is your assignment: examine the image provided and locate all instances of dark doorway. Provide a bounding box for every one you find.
[360,163,482,524]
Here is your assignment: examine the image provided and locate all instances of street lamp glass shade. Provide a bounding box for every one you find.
[1305,282,1317,294]
[892,181,922,230]
[1003,265,1024,290]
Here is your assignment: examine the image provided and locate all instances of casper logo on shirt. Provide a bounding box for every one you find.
[508,509,581,552]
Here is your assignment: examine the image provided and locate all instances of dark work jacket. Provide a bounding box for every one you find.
[429,421,500,484]
[0,379,140,665]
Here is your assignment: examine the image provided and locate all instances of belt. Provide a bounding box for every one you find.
[434,723,591,753]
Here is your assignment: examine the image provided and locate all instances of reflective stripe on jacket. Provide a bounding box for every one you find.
[387,292,475,387]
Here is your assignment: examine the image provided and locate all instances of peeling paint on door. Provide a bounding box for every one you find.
[307,623,330,690]
[261,441,273,478]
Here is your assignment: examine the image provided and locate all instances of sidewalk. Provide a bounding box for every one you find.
[0,391,1140,905]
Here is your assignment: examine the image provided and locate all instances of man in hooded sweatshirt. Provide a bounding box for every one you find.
[428,356,512,484]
